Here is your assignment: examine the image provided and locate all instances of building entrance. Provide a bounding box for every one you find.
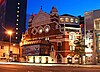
[57,54,62,63]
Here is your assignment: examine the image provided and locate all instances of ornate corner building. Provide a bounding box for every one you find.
[20,7,81,64]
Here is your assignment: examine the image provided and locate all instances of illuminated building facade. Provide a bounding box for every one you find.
[0,41,19,62]
[0,0,27,43]
[84,9,100,64]
[20,7,81,64]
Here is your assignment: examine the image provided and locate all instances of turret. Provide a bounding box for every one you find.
[50,6,59,22]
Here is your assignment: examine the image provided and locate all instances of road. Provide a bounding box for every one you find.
[0,63,100,72]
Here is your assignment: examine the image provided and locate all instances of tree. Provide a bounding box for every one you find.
[74,38,87,64]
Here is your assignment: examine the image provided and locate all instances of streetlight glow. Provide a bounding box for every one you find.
[7,30,13,35]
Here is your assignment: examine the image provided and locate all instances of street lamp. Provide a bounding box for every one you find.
[7,30,13,62]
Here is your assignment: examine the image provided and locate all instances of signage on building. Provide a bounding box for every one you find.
[22,45,40,56]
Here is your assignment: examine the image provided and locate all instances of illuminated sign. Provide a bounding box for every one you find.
[22,45,40,56]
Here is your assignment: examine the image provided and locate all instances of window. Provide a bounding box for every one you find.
[39,28,43,34]
[51,45,54,51]
[65,18,69,22]
[75,19,78,23]
[39,57,42,63]
[57,42,62,51]
[70,18,74,22]
[16,28,18,30]
[46,57,48,63]
[60,18,64,22]
[38,26,43,34]
[17,15,19,17]
[17,19,19,21]
[31,28,37,35]
[45,37,49,40]
[10,51,12,55]
[16,32,18,34]
[1,46,4,49]
[2,53,5,57]
[16,23,18,25]
[70,46,75,51]
[18,3,20,5]
[70,35,74,40]
[97,35,100,50]
[69,32,75,40]
[17,11,19,13]
[95,20,100,30]
[17,7,19,9]
[16,37,18,39]
[44,25,50,33]
[33,57,35,63]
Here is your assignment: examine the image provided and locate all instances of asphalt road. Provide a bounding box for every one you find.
[0,64,100,72]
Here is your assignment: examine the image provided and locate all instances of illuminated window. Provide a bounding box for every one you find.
[70,18,74,22]
[51,45,54,51]
[95,20,100,30]
[17,11,19,13]
[75,19,78,23]
[16,23,18,25]
[18,3,20,5]
[45,37,49,40]
[16,28,18,30]
[38,26,43,34]
[16,32,18,34]
[13,44,16,46]
[17,19,19,21]
[16,37,18,39]
[44,25,50,33]
[60,18,64,22]
[97,35,100,50]
[70,46,75,51]
[17,7,19,9]
[17,15,19,17]
[69,32,75,40]
[45,27,49,32]
[65,18,69,22]
[39,29,42,34]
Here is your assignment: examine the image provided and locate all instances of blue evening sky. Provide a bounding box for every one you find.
[27,0,100,16]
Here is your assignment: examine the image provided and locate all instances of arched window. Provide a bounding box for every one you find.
[57,42,62,51]
[57,54,62,63]
[51,45,54,51]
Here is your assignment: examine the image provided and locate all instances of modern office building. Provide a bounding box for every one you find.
[20,7,82,64]
[0,0,27,43]
[84,9,100,64]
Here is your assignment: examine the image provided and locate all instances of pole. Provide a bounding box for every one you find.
[8,34,11,62]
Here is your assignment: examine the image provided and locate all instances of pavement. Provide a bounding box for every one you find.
[0,62,100,68]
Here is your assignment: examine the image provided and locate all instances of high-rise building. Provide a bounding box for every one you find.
[0,0,27,43]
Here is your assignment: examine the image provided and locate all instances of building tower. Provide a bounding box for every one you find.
[0,0,27,43]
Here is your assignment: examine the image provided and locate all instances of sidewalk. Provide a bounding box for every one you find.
[0,62,100,68]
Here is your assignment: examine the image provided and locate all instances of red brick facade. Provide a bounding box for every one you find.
[20,7,81,64]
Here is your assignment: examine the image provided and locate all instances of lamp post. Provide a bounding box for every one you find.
[7,30,13,62]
